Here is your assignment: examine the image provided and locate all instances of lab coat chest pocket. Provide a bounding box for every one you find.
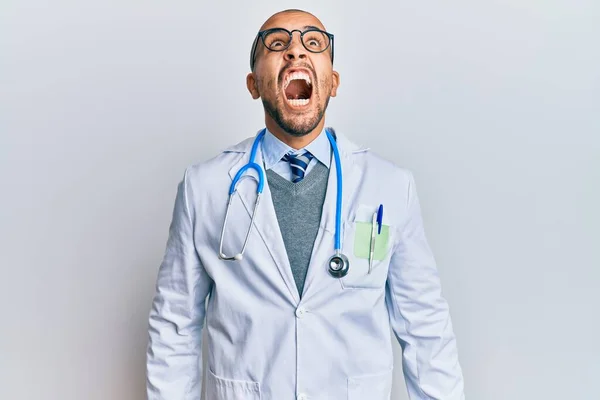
[206,368,261,400]
[341,204,393,290]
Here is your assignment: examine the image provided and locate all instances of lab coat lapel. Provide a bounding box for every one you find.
[301,130,366,300]
[227,140,301,304]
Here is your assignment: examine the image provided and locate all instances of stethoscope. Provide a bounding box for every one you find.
[218,128,350,278]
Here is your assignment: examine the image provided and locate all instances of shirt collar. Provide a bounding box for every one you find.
[262,128,332,170]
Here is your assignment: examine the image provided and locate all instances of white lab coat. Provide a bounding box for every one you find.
[147,130,465,400]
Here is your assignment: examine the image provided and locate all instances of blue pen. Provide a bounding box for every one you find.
[376,204,383,234]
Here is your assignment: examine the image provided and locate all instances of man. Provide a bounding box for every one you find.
[147,9,465,400]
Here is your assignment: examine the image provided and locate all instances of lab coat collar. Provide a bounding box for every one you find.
[223,127,368,158]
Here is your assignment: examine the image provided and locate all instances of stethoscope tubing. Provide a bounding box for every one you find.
[222,128,347,276]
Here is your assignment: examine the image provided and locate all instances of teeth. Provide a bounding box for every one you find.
[287,98,310,106]
[284,71,312,89]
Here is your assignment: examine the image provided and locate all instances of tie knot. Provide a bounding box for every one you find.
[282,150,314,183]
[283,150,313,163]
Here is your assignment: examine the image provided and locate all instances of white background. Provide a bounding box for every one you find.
[1,1,599,399]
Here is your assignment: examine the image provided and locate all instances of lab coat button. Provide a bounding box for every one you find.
[297,393,308,400]
[295,307,307,318]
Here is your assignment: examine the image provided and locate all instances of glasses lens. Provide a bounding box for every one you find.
[302,30,330,53]
[263,29,291,51]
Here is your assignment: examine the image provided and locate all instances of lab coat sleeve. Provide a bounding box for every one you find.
[147,168,213,400]
[385,171,465,399]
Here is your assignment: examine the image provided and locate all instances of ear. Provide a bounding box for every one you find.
[330,70,340,97]
[246,73,260,99]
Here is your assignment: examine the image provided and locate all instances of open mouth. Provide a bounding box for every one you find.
[283,70,313,107]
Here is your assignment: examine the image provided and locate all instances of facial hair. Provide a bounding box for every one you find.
[259,72,331,137]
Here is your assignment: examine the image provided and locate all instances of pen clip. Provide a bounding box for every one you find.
[376,204,383,234]
[369,211,377,274]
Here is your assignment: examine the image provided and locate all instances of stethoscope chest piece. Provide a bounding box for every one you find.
[328,252,349,278]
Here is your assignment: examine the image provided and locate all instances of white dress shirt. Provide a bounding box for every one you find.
[261,128,332,181]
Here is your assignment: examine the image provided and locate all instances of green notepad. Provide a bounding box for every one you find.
[353,222,390,261]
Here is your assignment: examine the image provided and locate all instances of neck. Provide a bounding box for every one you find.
[265,116,326,150]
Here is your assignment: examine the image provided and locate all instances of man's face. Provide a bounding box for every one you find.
[247,11,340,137]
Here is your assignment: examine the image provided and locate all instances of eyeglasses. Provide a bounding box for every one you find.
[250,27,335,70]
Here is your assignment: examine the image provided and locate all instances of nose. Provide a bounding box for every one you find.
[284,31,307,62]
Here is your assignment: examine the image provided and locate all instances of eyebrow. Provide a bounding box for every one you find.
[303,25,322,31]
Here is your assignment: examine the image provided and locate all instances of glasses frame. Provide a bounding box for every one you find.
[249,27,335,70]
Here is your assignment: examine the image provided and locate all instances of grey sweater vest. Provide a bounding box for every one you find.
[266,162,329,297]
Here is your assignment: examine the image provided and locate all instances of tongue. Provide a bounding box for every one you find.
[285,80,310,100]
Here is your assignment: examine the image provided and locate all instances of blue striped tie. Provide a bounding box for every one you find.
[282,150,314,183]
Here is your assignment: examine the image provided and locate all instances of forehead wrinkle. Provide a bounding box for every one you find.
[258,11,326,32]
